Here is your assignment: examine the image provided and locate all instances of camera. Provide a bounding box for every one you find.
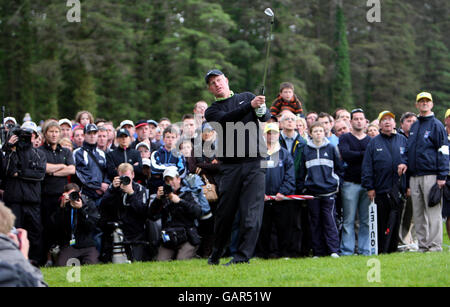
[119,176,131,185]
[163,184,172,196]
[69,191,80,202]
[8,126,32,146]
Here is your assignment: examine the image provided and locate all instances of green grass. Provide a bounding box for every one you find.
[42,227,450,287]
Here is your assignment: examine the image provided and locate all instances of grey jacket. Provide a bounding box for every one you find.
[0,234,47,287]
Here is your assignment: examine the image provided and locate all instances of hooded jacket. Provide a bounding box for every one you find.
[361,131,407,194]
[406,114,449,180]
[296,138,343,196]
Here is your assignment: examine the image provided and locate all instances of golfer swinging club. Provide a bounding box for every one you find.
[204,9,275,266]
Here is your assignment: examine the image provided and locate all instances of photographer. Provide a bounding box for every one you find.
[149,166,203,261]
[2,125,47,265]
[0,201,47,287]
[99,163,150,262]
[55,183,100,266]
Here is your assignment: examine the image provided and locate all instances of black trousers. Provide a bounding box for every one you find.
[41,194,60,253]
[375,193,403,254]
[256,201,292,258]
[213,160,265,262]
[7,202,44,264]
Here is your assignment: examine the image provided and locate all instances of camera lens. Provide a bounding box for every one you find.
[69,191,80,201]
[120,176,131,185]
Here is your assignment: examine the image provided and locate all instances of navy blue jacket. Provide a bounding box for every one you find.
[362,132,407,194]
[264,146,296,196]
[73,142,109,200]
[406,114,449,180]
[297,138,344,196]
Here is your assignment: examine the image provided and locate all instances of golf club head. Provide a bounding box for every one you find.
[264,8,274,18]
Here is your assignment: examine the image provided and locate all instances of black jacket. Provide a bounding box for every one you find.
[2,143,46,204]
[205,92,271,164]
[55,194,100,248]
[99,181,149,239]
[149,190,202,230]
[106,146,142,181]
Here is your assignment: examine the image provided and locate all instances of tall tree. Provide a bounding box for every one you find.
[331,5,353,111]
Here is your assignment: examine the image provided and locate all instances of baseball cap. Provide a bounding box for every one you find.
[445,109,450,119]
[147,119,158,127]
[163,166,179,179]
[119,120,134,129]
[136,142,150,151]
[142,158,151,168]
[21,121,38,134]
[117,128,130,138]
[416,92,432,102]
[84,123,99,134]
[264,123,280,133]
[58,118,72,128]
[4,116,17,125]
[135,119,149,130]
[205,69,224,84]
[377,111,395,122]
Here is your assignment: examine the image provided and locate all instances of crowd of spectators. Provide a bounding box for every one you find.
[0,84,448,274]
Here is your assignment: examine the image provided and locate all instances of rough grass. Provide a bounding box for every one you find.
[42,226,450,287]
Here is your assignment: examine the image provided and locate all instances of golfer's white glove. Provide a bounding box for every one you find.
[255,104,267,117]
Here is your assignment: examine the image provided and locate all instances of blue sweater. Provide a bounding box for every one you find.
[406,114,449,180]
[338,133,371,184]
[362,132,407,194]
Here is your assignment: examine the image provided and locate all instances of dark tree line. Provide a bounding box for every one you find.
[0,0,448,125]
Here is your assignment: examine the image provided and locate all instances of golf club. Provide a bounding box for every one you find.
[260,8,275,96]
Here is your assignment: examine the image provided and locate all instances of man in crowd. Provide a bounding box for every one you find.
[406,92,449,252]
[55,183,100,266]
[256,123,295,258]
[40,120,75,266]
[193,101,208,129]
[399,112,417,138]
[334,119,351,137]
[338,108,371,256]
[72,125,84,149]
[107,128,143,182]
[149,125,186,194]
[100,163,150,262]
[73,124,110,204]
[362,111,408,253]
[278,111,308,256]
[102,121,116,152]
[96,126,110,153]
[204,69,270,265]
[2,123,47,264]
[318,112,339,147]
[305,112,318,131]
[149,166,203,261]
[397,111,418,250]
[58,119,73,140]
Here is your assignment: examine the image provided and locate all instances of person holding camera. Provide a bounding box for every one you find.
[99,163,150,262]
[0,201,47,287]
[54,183,100,266]
[149,166,203,261]
[2,125,47,265]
